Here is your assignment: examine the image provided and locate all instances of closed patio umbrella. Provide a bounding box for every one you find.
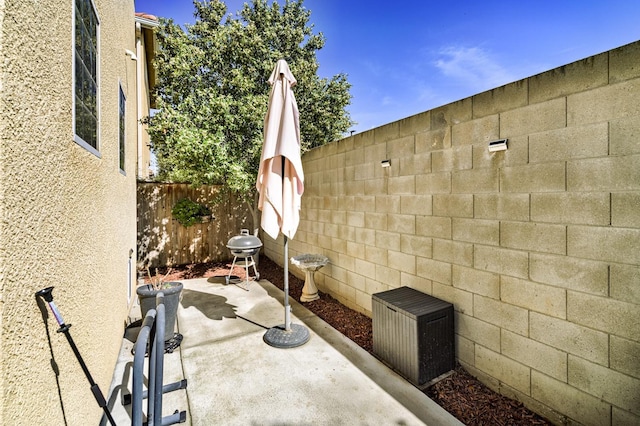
[257,59,309,348]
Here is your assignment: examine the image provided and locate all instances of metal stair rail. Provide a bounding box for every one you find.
[129,292,187,426]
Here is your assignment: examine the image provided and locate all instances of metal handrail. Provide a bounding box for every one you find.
[130,293,187,426]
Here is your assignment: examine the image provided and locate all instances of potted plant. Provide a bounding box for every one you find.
[171,198,212,227]
[136,267,183,342]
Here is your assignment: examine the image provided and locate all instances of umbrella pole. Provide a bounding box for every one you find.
[284,236,291,331]
[281,159,292,331]
[262,234,309,348]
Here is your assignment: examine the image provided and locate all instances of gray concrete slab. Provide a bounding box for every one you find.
[105,278,462,426]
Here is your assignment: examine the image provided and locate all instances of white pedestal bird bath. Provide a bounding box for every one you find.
[291,254,329,302]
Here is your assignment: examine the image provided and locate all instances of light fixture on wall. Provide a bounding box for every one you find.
[488,139,508,152]
[125,49,138,61]
[381,159,391,168]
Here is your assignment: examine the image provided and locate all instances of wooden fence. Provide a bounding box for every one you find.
[137,183,252,268]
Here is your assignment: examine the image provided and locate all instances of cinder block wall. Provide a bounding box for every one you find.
[263,40,640,425]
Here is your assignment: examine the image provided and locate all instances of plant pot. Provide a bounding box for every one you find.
[136,282,183,341]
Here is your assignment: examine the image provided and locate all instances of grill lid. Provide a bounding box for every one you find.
[227,229,262,250]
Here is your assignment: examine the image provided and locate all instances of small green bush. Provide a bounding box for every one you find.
[171,198,212,227]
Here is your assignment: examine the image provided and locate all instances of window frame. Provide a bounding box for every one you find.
[73,0,101,157]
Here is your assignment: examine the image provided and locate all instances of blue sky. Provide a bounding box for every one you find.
[135,0,640,133]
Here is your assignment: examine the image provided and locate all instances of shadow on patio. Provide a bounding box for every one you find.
[103,277,461,425]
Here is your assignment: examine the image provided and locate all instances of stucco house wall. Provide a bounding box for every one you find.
[263,40,640,425]
[0,0,139,424]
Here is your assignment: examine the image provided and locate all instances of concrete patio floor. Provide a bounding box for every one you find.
[104,277,463,425]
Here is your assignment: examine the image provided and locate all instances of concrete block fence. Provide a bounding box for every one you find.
[262,40,640,425]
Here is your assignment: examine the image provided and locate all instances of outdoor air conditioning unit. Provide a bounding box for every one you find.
[372,287,454,387]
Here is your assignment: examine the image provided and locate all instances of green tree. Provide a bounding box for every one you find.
[147,0,352,231]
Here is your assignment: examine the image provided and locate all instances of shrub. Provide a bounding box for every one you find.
[171,198,212,227]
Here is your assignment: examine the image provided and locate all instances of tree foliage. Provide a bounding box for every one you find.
[147,0,353,210]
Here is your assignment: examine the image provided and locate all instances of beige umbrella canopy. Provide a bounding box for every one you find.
[257,59,309,348]
[257,59,304,240]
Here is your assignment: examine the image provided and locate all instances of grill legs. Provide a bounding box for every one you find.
[226,255,260,290]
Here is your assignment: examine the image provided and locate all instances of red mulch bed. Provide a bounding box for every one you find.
[149,256,552,426]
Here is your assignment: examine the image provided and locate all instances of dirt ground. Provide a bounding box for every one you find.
[147,256,552,426]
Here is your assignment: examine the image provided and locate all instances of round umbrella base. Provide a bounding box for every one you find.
[263,324,310,348]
